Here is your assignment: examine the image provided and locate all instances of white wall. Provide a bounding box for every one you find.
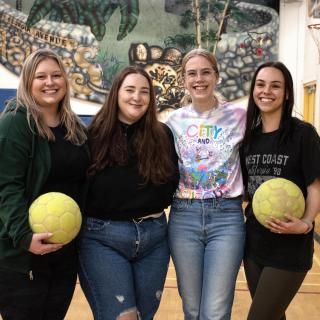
[0,62,19,88]
[279,0,320,130]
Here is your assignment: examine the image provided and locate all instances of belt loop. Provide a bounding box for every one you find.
[132,212,163,224]
[132,218,144,224]
[213,197,218,208]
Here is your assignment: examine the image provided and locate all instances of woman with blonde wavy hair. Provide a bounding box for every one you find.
[16,48,86,144]
[0,48,90,320]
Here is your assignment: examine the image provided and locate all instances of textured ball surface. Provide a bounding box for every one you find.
[252,178,305,227]
[29,192,82,244]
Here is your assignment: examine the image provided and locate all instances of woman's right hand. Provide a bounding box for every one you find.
[28,233,63,255]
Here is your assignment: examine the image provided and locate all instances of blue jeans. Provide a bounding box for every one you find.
[168,197,245,320]
[78,214,170,320]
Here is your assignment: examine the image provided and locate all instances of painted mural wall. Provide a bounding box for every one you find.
[309,0,320,18]
[0,0,279,113]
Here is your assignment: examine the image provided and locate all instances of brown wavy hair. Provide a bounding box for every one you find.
[88,66,175,185]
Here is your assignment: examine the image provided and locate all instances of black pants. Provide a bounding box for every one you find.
[0,244,77,320]
[244,257,307,320]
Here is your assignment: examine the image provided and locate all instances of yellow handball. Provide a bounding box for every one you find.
[252,178,305,227]
[29,192,82,244]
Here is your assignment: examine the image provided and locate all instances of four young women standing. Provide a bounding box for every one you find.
[1,47,319,320]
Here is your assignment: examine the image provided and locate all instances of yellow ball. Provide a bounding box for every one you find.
[252,178,305,227]
[29,192,82,244]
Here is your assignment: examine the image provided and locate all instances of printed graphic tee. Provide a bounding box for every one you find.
[241,119,320,271]
[166,102,246,199]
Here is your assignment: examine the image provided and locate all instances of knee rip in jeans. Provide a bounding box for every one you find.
[116,295,125,303]
[155,290,163,300]
[116,307,138,320]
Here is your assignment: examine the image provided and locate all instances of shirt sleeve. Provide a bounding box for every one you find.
[162,123,180,190]
[300,123,320,187]
[239,145,248,191]
[165,111,180,160]
[0,116,33,250]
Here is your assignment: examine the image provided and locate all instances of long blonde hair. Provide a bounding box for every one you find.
[180,48,220,106]
[16,48,86,145]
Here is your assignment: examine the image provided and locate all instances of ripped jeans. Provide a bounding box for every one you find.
[78,214,170,320]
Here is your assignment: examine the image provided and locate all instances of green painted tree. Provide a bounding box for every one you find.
[16,0,22,11]
[176,0,256,52]
[26,0,139,41]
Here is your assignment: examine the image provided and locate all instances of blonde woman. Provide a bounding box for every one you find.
[166,48,246,319]
[0,49,89,319]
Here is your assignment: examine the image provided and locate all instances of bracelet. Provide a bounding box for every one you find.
[301,219,313,234]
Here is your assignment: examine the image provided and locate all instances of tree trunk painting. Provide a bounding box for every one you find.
[206,0,210,49]
[213,0,230,55]
[16,0,22,11]
[193,0,201,48]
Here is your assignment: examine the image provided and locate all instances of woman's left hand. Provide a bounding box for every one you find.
[265,214,309,234]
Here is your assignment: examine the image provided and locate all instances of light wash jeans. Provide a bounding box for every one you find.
[168,197,245,320]
[78,214,169,320]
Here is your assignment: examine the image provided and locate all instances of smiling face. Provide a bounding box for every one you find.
[184,55,218,110]
[31,58,67,111]
[117,73,150,124]
[253,67,286,119]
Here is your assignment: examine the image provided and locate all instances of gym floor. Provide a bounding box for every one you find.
[67,237,320,319]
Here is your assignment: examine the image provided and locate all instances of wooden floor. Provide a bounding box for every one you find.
[66,240,320,320]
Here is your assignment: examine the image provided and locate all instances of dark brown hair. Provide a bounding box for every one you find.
[88,66,175,184]
[242,61,294,152]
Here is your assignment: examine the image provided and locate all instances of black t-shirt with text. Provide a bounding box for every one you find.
[241,118,320,271]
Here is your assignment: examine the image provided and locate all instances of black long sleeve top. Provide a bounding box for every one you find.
[85,121,179,220]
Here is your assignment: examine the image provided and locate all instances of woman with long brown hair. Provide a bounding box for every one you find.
[241,61,320,320]
[78,66,179,320]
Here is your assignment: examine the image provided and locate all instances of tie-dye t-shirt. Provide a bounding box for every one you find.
[166,102,246,199]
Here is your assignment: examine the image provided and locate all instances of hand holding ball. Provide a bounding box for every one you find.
[252,178,305,227]
[29,192,82,244]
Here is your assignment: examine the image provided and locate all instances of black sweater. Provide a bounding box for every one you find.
[85,122,179,220]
